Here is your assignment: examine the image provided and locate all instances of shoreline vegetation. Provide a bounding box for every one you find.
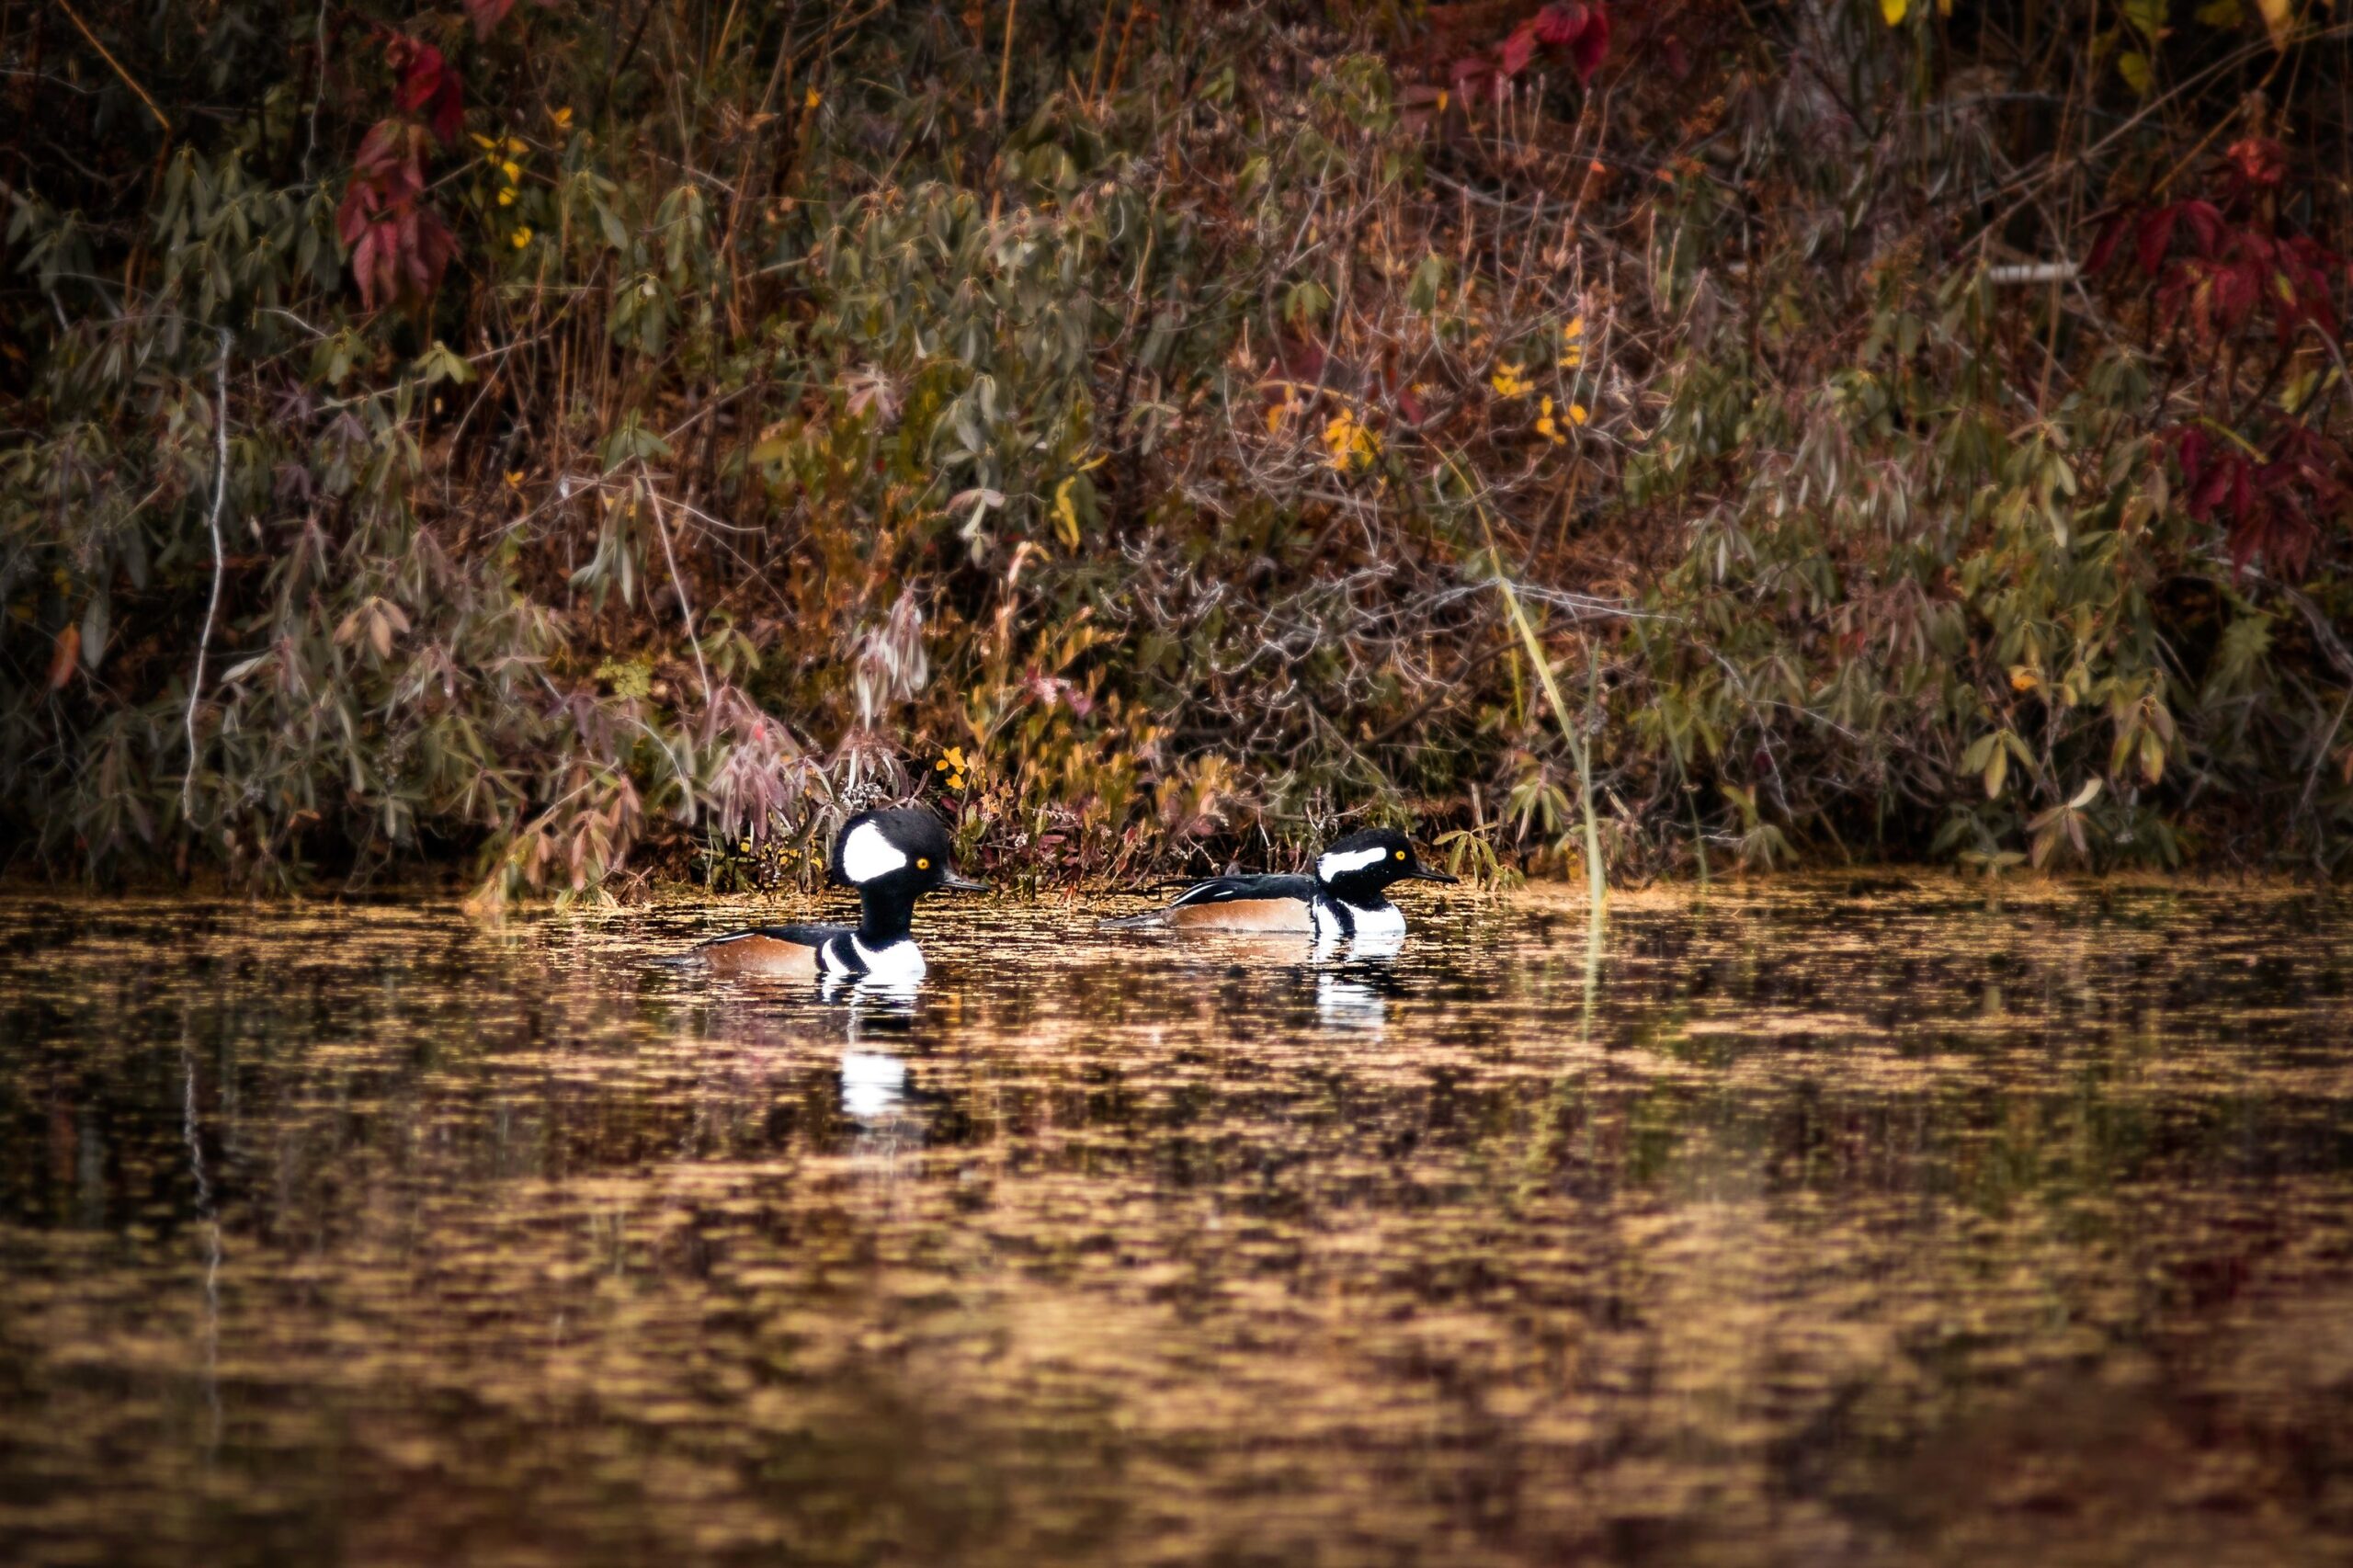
[6,1,2350,904]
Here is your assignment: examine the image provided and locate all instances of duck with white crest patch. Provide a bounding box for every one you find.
[697,807,985,980]
[1102,826,1456,949]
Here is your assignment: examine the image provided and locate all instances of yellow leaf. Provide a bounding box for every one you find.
[2116,51,2153,95]
[500,160,522,183]
[1053,476,1081,550]
[497,187,516,206]
[1436,89,1449,114]
[1881,0,1907,23]
[511,226,533,248]
[551,106,574,131]
[1568,403,1589,426]
[2254,0,2292,48]
[2009,666,2040,692]
[470,133,496,151]
[804,86,823,109]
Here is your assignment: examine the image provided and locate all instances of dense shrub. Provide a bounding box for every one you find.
[3,0,2348,896]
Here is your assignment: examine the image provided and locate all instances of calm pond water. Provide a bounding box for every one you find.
[3,881,2351,1566]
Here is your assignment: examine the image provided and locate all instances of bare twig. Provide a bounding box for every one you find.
[183,329,232,821]
[54,0,169,132]
[643,472,713,707]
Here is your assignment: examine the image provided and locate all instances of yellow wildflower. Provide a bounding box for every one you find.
[1489,362,1531,399]
[510,226,533,248]
[805,86,823,110]
[1568,402,1589,426]
[504,137,528,155]
[1535,397,1567,445]
[500,159,522,184]
[1558,316,1586,368]
[503,469,525,489]
[470,132,496,152]
[551,106,574,131]
[1322,409,1379,472]
[497,187,516,207]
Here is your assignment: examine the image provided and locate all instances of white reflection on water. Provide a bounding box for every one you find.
[839,1050,910,1119]
[1315,971,1389,1032]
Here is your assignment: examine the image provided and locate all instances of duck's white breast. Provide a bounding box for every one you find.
[852,935,926,982]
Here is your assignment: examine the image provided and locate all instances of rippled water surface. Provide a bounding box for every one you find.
[5,881,2353,1566]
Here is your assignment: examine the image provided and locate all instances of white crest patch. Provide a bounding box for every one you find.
[839,821,909,884]
[1316,845,1390,881]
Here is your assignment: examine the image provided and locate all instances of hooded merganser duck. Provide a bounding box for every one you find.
[1106,826,1457,942]
[699,807,984,981]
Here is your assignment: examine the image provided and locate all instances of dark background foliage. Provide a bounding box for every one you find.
[3,0,2349,899]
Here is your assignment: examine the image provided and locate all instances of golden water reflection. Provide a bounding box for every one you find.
[2,881,2351,1565]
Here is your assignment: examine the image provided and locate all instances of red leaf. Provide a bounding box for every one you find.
[389,38,464,146]
[2085,211,2130,275]
[1566,7,1610,85]
[2168,425,2210,490]
[464,0,517,40]
[349,222,384,310]
[1533,3,1588,48]
[2212,256,2263,333]
[2174,199,2226,256]
[348,119,427,206]
[2223,136,2286,190]
[2134,206,2179,276]
[1498,22,1540,80]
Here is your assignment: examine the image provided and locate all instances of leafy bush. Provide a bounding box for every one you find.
[3,0,2347,896]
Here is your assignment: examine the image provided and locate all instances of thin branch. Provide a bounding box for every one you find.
[183,330,232,821]
[54,0,169,132]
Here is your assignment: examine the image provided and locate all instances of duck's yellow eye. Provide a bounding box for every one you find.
[916,857,930,869]
[1394,848,1405,859]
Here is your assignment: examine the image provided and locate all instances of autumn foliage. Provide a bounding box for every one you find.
[4,0,2351,895]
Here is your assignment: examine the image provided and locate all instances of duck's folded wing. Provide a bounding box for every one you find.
[1167,874,1316,908]
[699,923,849,975]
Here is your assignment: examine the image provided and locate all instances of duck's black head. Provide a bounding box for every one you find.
[1312,826,1458,903]
[830,808,985,924]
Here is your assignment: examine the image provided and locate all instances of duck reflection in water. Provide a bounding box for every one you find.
[1316,957,1409,1033]
[838,1050,910,1120]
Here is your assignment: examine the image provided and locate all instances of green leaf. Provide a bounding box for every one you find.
[1406,254,1448,314]
[413,340,476,386]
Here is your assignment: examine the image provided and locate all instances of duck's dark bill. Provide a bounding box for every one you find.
[940,870,988,892]
[1409,865,1460,883]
